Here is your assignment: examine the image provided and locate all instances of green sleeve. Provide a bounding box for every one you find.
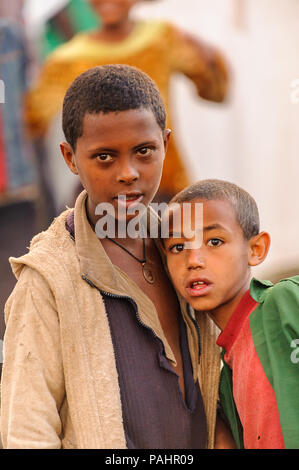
[249,277,299,449]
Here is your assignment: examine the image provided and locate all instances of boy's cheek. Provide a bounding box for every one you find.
[165,256,174,278]
[166,262,182,292]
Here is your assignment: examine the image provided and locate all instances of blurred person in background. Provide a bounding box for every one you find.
[0,0,25,26]
[25,0,229,211]
[0,1,49,350]
[42,0,100,58]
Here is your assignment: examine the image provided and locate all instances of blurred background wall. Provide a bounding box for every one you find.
[134,0,299,280]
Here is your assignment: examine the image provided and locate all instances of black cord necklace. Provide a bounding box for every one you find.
[105,236,155,284]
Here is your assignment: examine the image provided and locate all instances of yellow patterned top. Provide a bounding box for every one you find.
[25,20,228,195]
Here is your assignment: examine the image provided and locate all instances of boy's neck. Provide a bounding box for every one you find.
[85,196,149,247]
[92,19,135,42]
[207,275,252,332]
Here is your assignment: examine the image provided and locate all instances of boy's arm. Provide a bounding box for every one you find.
[167,24,229,103]
[214,412,237,449]
[1,267,65,449]
[24,57,72,139]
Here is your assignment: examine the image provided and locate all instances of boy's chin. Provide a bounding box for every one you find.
[187,297,217,313]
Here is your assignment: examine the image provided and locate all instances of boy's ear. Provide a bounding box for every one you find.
[163,129,171,154]
[60,141,79,175]
[248,231,271,267]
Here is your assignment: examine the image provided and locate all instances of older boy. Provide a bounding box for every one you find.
[163,178,299,449]
[1,65,222,449]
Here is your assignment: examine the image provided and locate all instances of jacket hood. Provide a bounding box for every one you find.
[9,208,73,281]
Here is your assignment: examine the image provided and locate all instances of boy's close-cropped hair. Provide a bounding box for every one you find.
[169,178,260,240]
[62,64,166,150]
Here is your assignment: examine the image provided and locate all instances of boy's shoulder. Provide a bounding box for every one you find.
[48,20,171,63]
[250,275,299,305]
[249,276,299,339]
[47,32,89,62]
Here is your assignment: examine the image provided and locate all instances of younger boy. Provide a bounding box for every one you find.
[163,178,299,449]
[1,65,222,449]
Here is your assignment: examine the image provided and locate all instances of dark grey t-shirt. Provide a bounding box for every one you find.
[104,294,207,449]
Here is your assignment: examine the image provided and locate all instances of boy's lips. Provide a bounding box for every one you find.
[113,192,144,208]
[185,277,213,297]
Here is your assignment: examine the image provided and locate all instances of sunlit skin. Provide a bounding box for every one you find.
[88,0,140,41]
[163,199,270,331]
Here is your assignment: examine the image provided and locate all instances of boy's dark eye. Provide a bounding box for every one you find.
[137,147,152,157]
[169,243,185,254]
[96,153,113,162]
[207,238,223,247]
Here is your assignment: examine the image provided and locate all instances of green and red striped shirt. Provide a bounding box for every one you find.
[217,290,284,448]
[218,277,299,449]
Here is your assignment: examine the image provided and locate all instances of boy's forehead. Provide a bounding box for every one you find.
[82,107,157,124]
[80,108,163,140]
[163,198,240,235]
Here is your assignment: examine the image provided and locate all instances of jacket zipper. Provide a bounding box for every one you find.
[82,273,201,370]
[81,274,160,342]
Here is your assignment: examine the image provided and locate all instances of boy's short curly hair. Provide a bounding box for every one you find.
[62,64,166,150]
[170,178,260,240]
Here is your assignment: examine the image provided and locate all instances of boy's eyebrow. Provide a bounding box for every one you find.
[203,223,227,232]
[164,230,184,238]
[87,140,159,154]
[87,146,118,153]
[132,140,159,150]
[165,223,228,238]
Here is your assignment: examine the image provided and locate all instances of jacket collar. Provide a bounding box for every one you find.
[73,189,167,296]
[250,275,299,304]
[250,277,274,303]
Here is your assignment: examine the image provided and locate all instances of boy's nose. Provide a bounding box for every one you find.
[117,162,139,184]
[187,249,206,270]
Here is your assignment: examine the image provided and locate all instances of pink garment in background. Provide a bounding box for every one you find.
[0,0,24,22]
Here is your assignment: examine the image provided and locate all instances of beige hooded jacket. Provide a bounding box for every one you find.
[1,191,221,449]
